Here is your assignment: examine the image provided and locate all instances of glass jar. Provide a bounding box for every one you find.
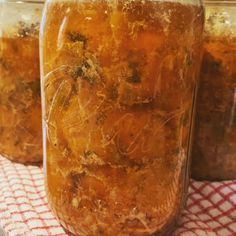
[192,0,236,180]
[0,0,44,163]
[41,0,204,234]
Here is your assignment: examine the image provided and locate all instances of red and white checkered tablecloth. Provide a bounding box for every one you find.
[0,155,235,236]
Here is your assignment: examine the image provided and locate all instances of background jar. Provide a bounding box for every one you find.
[192,0,236,180]
[0,0,44,163]
[41,0,204,235]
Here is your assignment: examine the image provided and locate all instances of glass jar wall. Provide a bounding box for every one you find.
[192,0,236,180]
[0,0,43,163]
[41,0,204,234]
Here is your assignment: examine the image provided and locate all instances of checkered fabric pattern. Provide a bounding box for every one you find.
[0,155,235,236]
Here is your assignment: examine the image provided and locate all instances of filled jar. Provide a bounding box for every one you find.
[41,0,204,235]
[0,0,43,163]
[192,0,236,180]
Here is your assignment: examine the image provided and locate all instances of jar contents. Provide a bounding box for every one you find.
[192,4,236,180]
[42,0,203,235]
[0,21,42,163]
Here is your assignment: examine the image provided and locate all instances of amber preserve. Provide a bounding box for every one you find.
[192,1,236,180]
[41,0,203,234]
[0,1,43,163]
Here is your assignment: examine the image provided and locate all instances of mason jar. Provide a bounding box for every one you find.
[192,0,236,180]
[0,0,43,163]
[41,0,204,234]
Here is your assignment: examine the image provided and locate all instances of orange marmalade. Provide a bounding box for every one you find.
[192,1,236,180]
[41,0,203,234]
[192,37,236,180]
[0,20,42,163]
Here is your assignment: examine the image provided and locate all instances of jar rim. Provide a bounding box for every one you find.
[3,0,44,4]
[204,0,236,5]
